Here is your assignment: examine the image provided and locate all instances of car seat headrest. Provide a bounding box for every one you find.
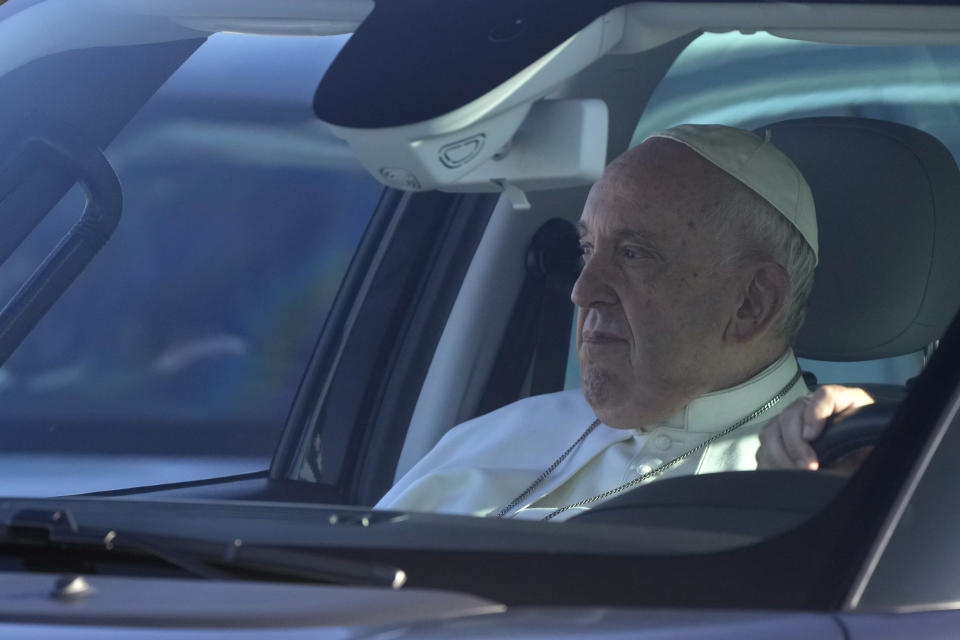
[761,117,960,361]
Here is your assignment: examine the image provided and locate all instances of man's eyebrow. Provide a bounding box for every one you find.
[615,229,659,244]
[577,223,659,244]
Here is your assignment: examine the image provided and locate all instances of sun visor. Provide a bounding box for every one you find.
[315,4,626,206]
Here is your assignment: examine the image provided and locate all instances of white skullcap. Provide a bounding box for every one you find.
[646,124,818,263]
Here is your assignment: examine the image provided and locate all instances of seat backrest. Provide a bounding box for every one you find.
[760,117,960,362]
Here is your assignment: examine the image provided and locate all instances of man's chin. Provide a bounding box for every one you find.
[580,364,613,404]
[580,367,669,430]
[580,368,632,428]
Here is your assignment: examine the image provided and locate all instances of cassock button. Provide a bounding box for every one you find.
[631,458,663,477]
[653,434,672,450]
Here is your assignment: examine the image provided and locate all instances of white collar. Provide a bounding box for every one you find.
[656,349,801,433]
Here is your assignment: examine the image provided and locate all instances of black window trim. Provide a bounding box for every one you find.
[269,188,499,505]
[269,187,403,482]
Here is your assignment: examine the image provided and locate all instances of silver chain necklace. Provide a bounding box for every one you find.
[493,369,803,521]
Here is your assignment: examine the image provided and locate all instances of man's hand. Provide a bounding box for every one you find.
[757,385,874,471]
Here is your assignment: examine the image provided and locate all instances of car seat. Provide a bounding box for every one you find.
[765,117,960,399]
[573,117,960,528]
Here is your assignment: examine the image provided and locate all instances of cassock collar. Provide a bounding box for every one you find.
[657,349,801,433]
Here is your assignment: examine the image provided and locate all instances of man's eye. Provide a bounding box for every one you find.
[578,245,593,267]
[621,245,649,260]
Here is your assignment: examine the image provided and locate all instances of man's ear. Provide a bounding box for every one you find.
[727,261,789,344]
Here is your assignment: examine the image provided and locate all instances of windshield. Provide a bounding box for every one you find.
[0,3,382,493]
[1,0,959,615]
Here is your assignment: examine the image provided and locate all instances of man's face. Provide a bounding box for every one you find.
[572,139,744,430]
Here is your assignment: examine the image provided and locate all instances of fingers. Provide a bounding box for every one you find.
[757,397,816,470]
[780,400,819,470]
[802,385,875,439]
[756,385,875,472]
[757,419,796,469]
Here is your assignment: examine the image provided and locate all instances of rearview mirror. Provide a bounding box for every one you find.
[315,6,625,207]
[323,98,607,208]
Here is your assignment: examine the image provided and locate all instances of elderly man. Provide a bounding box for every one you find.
[376,124,865,521]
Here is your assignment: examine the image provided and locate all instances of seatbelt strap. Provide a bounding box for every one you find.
[477,218,579,414]
[530,277,574,395]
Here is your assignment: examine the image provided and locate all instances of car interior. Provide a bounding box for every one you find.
[5,1,960,618]
[11,3,956,534]
[388,82,960,497]
[368,114,959,533]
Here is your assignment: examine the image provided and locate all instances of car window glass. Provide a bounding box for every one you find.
[0,32,383,495]
[857,390,960,610]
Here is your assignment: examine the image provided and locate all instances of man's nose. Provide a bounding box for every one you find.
[570,255,617,308]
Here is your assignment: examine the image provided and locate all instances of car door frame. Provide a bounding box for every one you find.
[268,188,501,505]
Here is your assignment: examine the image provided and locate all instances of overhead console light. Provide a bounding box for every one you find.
[325,98,608,209]
[314,0,628,207]
[441,100,608,204]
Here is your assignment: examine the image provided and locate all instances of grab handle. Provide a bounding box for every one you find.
[0,114,122,366]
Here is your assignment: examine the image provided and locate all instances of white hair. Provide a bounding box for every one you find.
[713,182,817,340]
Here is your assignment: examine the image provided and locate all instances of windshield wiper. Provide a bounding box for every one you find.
[1,508,406,589]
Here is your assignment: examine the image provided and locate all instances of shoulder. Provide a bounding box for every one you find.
[376,389,594,510]
[400,389,594,477]
[445,388,595,445]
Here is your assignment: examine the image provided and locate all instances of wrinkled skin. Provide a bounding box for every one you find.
[571,139,784,430]
[569,137,872,475]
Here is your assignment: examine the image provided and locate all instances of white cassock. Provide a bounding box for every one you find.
[376,350,808,521]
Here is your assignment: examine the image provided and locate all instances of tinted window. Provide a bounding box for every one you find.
[0,32,382,492]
